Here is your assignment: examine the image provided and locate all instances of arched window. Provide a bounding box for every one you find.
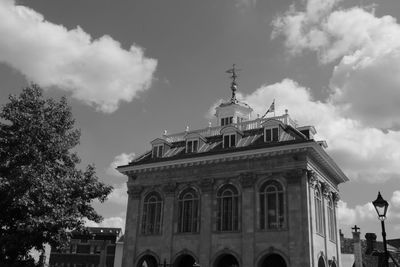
[141,192,163,234]
[259,180,285,229]
[315,187,324,235]
[178,188,199,233]
[217,184,239,231]
[328,197,336,241]
[318,256,326,267]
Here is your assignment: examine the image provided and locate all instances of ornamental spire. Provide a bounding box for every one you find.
[226,64,241,103]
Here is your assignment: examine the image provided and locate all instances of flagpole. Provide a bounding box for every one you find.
[273,99,276,117]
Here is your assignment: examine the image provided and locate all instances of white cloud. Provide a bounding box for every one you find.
[337,200,375,226]
[236,79,400,182]
[391,191,400,208]
[107,152,135,177]
[85,216,126,232]
[107,183,128,206]
[0,0,157,113]
[272,0,400,129]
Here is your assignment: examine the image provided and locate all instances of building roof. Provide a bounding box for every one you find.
[117,114,349,184]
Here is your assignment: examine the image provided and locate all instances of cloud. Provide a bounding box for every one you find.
[85,216,126,232]
[391,191,400,208]
[107,152,135,177]
[107,183,128,206]
[235,79,400,182]
[272,0,400,129]
[337,200,375,226]
[0,0,157,113]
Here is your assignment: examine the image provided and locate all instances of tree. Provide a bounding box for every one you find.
[0,84,113,266]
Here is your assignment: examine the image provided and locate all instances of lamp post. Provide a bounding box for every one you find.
[372,192,389,267]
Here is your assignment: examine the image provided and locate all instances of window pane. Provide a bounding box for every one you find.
[267,193,277,228]
[224,135,230,148]
[221,118,224,126]
[265,129,271,141]
[272,128,279,141]
[158,146,163,157]
[260,194,265,229]
[187,141,192,153]
[193,140,198,152]
[230,134,236,147]
[278,193,284,227]
[152,147,157,157]
[229,117,233,124]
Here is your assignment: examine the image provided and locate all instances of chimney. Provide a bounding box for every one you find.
[365,233,377,255]
[352,225,363,267]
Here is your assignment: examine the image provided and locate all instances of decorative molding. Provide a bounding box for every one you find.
[321,182,331,198]
[332,192,340,205]
[239,172,256,188]
[268,246,275,253]
[307,170,318,188]
[199,178,214,193]
[127,185,143,199]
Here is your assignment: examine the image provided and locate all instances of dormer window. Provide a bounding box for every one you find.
[186,139,199,153]
[152,145,164,158]
[221,117,233,126]
[265,127,279,142]
[223,133,236,148]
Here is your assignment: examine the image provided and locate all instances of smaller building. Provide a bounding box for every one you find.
[340,229,400,267]
[49,227,122,267]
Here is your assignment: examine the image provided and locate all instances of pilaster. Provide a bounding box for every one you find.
[239,172,256,267]
[199,178,214,267]
[122,184,143,267]
[161,183,176,262]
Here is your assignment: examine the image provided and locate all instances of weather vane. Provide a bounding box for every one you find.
[226,64,241,103]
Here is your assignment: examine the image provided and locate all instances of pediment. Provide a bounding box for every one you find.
[220,125,243,136]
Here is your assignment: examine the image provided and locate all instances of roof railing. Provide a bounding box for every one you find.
[163,114,297,143]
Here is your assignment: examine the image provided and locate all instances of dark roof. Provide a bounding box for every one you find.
[128,126,312,167]
[388,239,400,249]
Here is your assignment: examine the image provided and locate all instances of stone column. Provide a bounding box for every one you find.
[161,183,176,264]
[286,169,307,267]
[122,184,143,267]
[239,172,256,267]
[199,178,214,267]
[352,225,363,267]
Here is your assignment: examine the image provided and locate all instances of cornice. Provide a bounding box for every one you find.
[118,142,348,184]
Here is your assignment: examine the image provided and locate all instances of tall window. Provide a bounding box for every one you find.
[265,127,279,142]
[315,187,324,235]
[259,180,285,229]
[217,184,239,231]
[186,140,199,153]
[152,145,163,158]
[178,188,199,233]
[141,192,163,234]
[223,134,236,148]
[328,198,336,241]
[221,116,233,126]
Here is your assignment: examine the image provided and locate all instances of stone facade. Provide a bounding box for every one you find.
[119,146,346,267]
[118,77,348,267]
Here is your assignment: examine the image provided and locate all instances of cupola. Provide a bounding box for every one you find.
[215,64,253,126]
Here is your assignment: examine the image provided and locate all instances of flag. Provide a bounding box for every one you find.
[261,99,275,118]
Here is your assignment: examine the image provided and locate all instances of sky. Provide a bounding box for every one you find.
[1,0,400,240]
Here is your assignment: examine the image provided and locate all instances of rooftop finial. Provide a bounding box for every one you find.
[226,64,241,103]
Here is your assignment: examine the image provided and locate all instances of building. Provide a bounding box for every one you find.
[117,66,349,267]
[49,227,122,267]
[340,229,400,267]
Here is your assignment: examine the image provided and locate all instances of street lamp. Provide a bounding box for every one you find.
[372,192,389,267]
